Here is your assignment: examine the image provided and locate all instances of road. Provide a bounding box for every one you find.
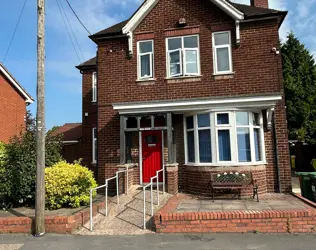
[0,233,316,250]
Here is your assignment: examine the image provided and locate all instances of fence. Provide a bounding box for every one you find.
[143,165,165,230]
[89,166,131,231]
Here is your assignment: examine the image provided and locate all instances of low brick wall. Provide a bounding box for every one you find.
[0,200,106,234]
[184,165,268,196]
[154,194,316,234]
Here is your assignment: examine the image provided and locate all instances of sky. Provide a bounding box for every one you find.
[0,0,315,129]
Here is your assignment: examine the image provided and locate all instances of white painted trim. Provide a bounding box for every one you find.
[139,131,143,185]
[62,140,79,144]
[92,72,97,102]
[0,64,33,104]
[113,95,282,114]
[235,20,240,44]
[92,128,97,163]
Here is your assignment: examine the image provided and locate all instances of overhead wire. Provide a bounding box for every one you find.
[55,0,81,62]
[58,0,85,61]
[2,0,28,64]
[64,0,92,35]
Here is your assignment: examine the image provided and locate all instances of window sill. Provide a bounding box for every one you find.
[184,162,266,167]
[212,72,235,80]
[136,78,156,85]
[212,72,235,76]
[165,75,202,83]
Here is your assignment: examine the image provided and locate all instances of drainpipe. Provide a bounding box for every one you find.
[272,112,282,193]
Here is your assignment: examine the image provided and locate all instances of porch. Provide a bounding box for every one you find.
[154,193,316,233]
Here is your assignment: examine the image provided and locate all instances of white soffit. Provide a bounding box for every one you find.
[113,95,282,114]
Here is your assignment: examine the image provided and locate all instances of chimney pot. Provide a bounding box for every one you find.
[250,0,269,8]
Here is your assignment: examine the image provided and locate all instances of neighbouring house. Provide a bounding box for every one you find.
[0,63,33,143]
[51,123,82,163]
[76,0,291,196]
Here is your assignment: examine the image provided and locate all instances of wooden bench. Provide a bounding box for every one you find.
[210,172,259,202]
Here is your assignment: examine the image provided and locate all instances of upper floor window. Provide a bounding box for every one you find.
[212,31,233,74]
[166,35,200,78]
[92,72,97,102]
[137,40,154,79]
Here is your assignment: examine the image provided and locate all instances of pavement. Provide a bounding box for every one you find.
[1,233,316,250]
[176,194,310,212]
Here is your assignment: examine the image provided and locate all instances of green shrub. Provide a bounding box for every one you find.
[0,142,8,196]
[45,161,97,210]
[3,130,62,206]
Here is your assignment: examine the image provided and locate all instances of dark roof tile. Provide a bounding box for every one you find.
[51,123,82,142]
[76,57,97,69]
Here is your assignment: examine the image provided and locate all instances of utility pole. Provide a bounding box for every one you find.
[35,0,45,237]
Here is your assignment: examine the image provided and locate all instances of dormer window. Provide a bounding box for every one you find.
[137,40,154,80]
[212,31,233,74]
[166,35,200,78]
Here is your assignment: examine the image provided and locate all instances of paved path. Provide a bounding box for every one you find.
[1,234,316,250]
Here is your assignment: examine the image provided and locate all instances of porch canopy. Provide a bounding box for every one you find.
[113,94,282,164]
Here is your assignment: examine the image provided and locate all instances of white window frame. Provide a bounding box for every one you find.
[184,111,265,166]
[212,31,233,75]
[92,72,97,102]
[166,35,201,78]
[137,40,154,80]
[92,127,97,163]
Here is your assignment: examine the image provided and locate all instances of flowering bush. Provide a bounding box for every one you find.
[45,161,97,210]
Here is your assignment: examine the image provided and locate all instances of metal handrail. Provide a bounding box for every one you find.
[143,165,166,230]
[89,166,131,231]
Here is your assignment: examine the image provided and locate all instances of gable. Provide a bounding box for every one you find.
[121,0,244,53]
[0,64,33,104]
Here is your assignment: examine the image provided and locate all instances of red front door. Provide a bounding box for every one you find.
[142,130,163,183]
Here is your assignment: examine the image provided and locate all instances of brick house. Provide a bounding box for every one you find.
[76,0,291,196]
[0,63,33,143]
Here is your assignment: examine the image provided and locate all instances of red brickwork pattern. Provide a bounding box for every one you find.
[154,195,316,234]
[0,73,26,143]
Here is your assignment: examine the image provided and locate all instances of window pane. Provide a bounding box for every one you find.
[216,48,230,72]
[187,131,195,162]
[236,112,249,126]
[218,130,231,161]
[169,50,181,75]
[184,36,198,48]
[254,128,262,161]
[199,130,212,163]
[237,128,251,162]
[139,41,152,53]
[253,113,260,126]
[214,32,229,45]
[186,116,193,129]
[140,54,151,77]
[168,38,182,50]
[217,113,229,125]
[198,114,210,127]
[93,128,97,138]
[185,50,198,74]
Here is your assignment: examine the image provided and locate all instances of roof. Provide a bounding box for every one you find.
[89,0,287,41]
[228,1,287,19]
[51,123,82,142]
[76,57,97,70]
[0,63,34,104]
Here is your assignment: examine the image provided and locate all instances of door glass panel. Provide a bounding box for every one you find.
[146,135,157,144]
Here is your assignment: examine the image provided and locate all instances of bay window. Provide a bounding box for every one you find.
[137,40,154,79]
[167,35,200,77]
[184,111,265,165]
[212,31,233,74]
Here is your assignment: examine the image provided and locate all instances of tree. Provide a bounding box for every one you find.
[281,32,316,144]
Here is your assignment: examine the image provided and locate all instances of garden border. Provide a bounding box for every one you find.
[0,200,106,234]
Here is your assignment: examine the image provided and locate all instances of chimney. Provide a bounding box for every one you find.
[250,0,269,8]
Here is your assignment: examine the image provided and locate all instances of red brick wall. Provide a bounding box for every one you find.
[81,69,97,173]
[81,0,290,191]
[0,73,26,143]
